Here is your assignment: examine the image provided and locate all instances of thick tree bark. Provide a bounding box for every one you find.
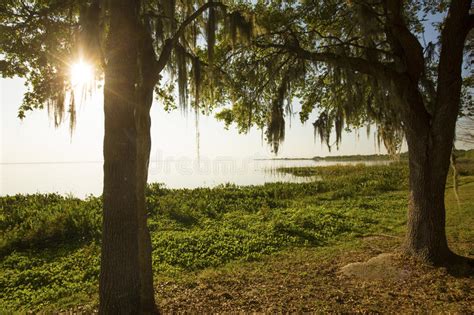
[393,78,453,264]
[100,0,141,313]
[136,73,158,314]
[388,0,472,265]
[133,3,221,309]
[135,19,161,314]
[404,126,453,264]
[99,1,218,311]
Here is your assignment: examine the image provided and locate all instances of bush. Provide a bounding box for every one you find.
[0,194,101,255]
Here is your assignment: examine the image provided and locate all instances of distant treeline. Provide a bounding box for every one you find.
[312,153,408,161]
[256,153,408,161]
[257,149,473,162]
[456,149,474,161]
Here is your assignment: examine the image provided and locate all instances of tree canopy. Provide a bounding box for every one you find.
[1,1,472,154]
[1,1,473,310]
[207,0,472,154]
[0,0,258,131]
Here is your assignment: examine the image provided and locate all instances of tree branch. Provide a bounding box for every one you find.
[155,1,226,74]
[468,14,474,31]
[432,0,473,134]
[383,0,425,84]
[255,41,398,83]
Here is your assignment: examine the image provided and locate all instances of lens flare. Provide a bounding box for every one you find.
[70,60,93,88]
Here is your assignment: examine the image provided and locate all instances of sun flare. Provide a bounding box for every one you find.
[70,60,93,88]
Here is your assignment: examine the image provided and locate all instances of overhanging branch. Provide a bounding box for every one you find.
[383,0,425,84]
[255,42,398,83]
[155,1,226,74]
[468,14,474,31]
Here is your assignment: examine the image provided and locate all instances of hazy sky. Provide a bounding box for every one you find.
[0,8,454,165]
[1,77,388,165]
[1,76,393,197]
[2,10,472,196]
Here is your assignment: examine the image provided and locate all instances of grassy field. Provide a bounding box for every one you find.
[1,152,473,312]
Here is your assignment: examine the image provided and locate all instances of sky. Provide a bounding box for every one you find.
[1,76,392,197]
[2,7,472,196]
[1,76,389,166]
[0,5,454,166]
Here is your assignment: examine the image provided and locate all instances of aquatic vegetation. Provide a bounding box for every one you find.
[0,160,472,311]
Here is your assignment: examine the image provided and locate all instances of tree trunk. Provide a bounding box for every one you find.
[399,80,457,265]
[136,79,157,314]
[395,0,472,266]
[404,127,453,264]
[134,18,162,313]
[99,0,141,313]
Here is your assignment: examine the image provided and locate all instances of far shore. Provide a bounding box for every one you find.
[254,152,408,162]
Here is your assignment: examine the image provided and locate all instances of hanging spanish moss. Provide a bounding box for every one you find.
[313,111,332,151]
[206,1,216,64]
[227,11,253,46]
[334,109,344,149]
[190,54,205,160]
[267,99,285,154]
[266,74,290,154]
[43,0,99,137]
[48,86,66,128]
[195,106,200,162]
[68,91,76,137]
[176,43,188,111]
[44,75,79,138]
[192,55,201,109]
[376,122,403,156]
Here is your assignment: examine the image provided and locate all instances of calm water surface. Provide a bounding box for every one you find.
[1,159,389,198]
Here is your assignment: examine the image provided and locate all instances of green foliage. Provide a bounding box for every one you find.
[0,0,87,126]
[208,0,470,155]
[0,194,102,256]
[0,162,418,311]
[0,243,100,312]
[278,163,409,192]
[0,0,253,131]
[313,152,408,161]
[2,154,473,311]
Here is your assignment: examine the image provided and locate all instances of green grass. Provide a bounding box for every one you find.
[0,155,473,312]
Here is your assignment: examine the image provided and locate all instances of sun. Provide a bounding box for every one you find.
[70,60,93,88]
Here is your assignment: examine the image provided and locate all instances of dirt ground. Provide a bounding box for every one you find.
[156,236,474,313]
[60,236,473,314]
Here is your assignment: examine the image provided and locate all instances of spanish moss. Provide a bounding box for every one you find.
[192,56,201,109]
[313,111,332,152]
[68,91,76,137]
[266,75,290,154]
[176,43,188,111]
[206,1,216,64]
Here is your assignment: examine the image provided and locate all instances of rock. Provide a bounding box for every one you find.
[339,253,411,281]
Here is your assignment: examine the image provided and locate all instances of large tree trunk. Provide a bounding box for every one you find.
[99,0,141,313]
[136,76,157,314]
[404,127,453,264]
[100,0,164,310]
[400,68,460,264]
[393,0,472,265]
[135,19,161,314]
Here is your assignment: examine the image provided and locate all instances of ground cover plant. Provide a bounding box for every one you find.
[0,153,473,312]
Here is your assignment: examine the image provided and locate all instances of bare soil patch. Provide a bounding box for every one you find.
[156,237,474,313]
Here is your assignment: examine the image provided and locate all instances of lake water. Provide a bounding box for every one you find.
[0,159,390,198]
